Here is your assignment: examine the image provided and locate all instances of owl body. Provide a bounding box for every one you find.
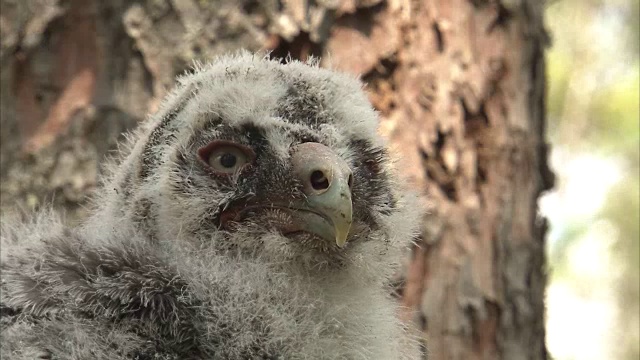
[1,53,420,359]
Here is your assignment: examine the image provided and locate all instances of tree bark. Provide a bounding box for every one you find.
[0,0,554,359]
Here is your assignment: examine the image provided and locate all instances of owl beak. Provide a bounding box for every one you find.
[291,143,354,247]
[302,174,353,247]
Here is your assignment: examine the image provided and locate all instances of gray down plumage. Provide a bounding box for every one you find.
[1,53,421,359]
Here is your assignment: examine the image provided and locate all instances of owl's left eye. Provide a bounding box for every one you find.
[198,140,255,175]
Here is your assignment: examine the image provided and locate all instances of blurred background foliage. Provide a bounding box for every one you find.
[542,0,639,359]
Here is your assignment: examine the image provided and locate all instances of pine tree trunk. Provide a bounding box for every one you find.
[0,0,553,358]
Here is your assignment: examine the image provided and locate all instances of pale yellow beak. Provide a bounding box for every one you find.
[290,142,354,247]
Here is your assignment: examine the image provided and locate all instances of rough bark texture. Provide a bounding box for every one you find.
[0,0,553,359]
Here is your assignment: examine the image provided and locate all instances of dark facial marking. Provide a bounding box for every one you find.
[274,78,330,127]
[139,91,195,180]
[349,139,396,223]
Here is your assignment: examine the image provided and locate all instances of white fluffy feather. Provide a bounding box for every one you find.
[1,52,421,359]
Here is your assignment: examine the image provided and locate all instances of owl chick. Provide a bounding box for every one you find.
[1,53,420,359]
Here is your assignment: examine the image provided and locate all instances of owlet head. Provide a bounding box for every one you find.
[100,52,416,266]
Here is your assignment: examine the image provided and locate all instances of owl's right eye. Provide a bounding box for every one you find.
[198,140,255,175]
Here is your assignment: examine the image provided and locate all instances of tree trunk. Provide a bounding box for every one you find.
[0,0,553,358]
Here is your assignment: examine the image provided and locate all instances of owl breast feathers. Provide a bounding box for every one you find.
[1,53,421,359]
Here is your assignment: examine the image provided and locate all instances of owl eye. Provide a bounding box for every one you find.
[198,140,255,175]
